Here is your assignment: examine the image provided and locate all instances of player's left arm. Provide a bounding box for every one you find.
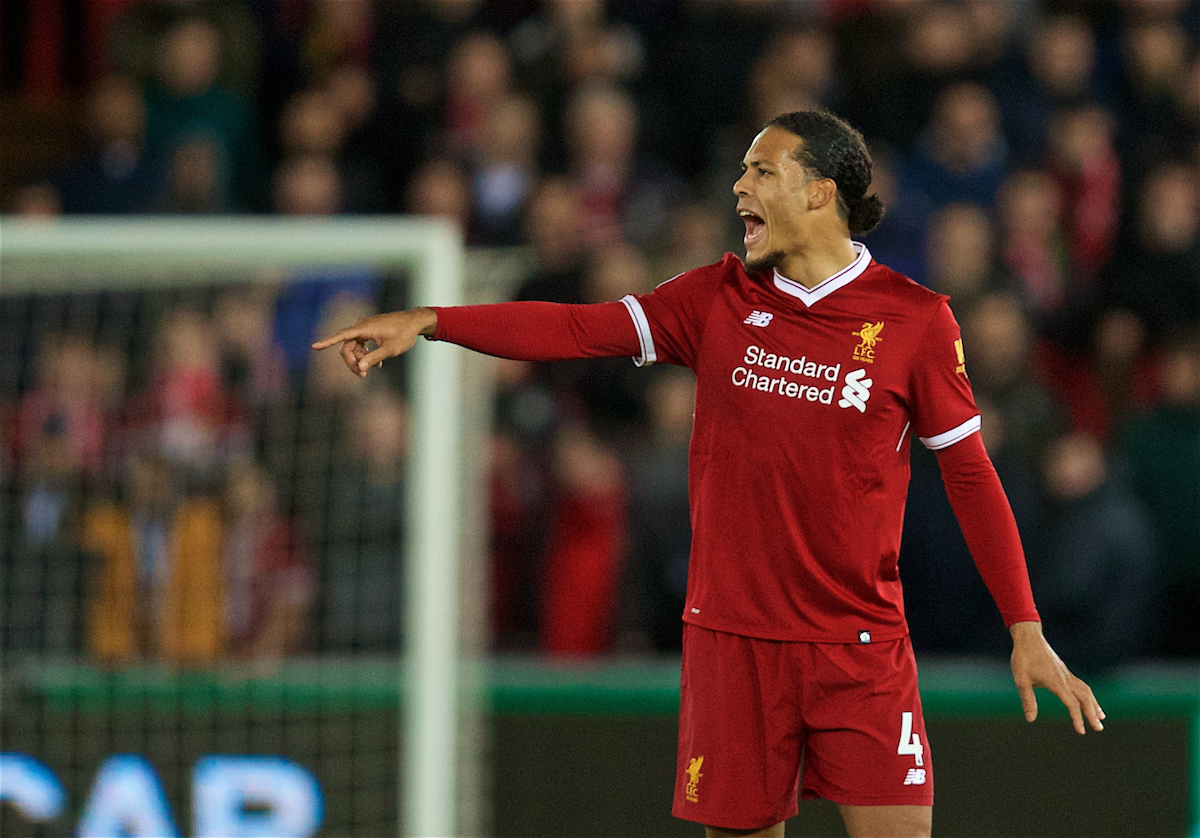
[912,298,1103,734]
[935,435,1105,735]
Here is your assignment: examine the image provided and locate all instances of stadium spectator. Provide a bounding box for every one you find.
[1099,161,1200,338]
[840,1,977,153]
[272,153,344,217]
[53,75,166,214]
[443,30,514,158]
[221,460,312,661]
[960,291,1068,469]
[7,182,63,218]
[921,203,1006,309]
[123,308,248,481]
[404,156,476,241]
[470,93,542,246]
[277,87,347,159]
[538,421,627,656]
[488,417,553,651]
[106,0,261,98]
[1045,102,1122,279]
[509,0,645,91]
[83,453,224,667]
[515,175,590,303]
[318,387,409,653]
[3,342,98,655]
[988,13,1103,162]
[370,0,484,196]
[143,17,265,210]
[213,284,290,424]
[652,201,731,282]
[1034,307,1161,445]
[621,367,695,652]
[564,82,679,248]
[1114,16,1194,177]
[14,335,106,478]
[995,168,1070,316]
[855,146,928,282]
[271,292,378,518]
[1121,332,1200,657]
[299,0,375,84]
[1030,431,1159,675]
[160,137,226,213]
[901,396,1040,658]
[324,63,390,212]
[900,81,1010,219]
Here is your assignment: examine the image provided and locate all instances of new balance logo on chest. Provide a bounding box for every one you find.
[743,310,774,327]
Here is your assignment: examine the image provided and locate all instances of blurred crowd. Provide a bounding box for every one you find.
[2,0,1199,674]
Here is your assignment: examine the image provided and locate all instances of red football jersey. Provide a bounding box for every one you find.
[622,244,980,642]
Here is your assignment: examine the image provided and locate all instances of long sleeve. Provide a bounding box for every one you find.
[935,433,1041,626]
[430,300,641,361]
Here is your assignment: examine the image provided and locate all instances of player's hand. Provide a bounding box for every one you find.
[311,307,438,378]
[1009,620,1105,735]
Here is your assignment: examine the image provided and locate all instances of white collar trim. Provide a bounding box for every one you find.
[772,242,871,307]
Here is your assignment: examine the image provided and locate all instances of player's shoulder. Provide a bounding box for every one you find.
[651,252,746,294]
[863,260,949,312]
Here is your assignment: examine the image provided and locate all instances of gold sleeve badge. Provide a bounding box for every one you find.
[954,338,967,375]
[685,755,704,802]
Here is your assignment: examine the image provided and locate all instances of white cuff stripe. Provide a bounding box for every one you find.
[919,415,982,450]
[621,295,657,367]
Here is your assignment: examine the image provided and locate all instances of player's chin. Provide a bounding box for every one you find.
[744,249,784,274]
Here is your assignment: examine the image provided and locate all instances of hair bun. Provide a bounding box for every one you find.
[848,193,884,235]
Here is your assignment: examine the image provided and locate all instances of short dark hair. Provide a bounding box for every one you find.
[767,111,885,235]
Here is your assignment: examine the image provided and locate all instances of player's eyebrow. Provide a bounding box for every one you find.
[740,158,775,171]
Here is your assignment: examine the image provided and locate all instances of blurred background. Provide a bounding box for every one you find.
[0,0,1198,836]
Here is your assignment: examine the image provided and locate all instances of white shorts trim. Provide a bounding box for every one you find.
[919,415,981,450]
[621,295,657,367]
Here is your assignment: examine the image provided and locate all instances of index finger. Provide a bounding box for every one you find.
[312,326,368,350]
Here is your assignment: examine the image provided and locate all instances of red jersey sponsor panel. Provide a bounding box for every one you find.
[623,245,980,642]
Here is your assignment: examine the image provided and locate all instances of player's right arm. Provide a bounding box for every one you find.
[312,256,734,377]
[311,299,642,377]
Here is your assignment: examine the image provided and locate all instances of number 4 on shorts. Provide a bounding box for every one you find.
[897,712,924,767]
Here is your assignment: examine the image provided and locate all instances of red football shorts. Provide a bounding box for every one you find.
[673,624,933,830]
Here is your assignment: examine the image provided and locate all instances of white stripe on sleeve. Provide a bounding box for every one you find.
[919,414,982,450]
[621,295,657,367]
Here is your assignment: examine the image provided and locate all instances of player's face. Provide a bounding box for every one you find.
[734,126,820,272]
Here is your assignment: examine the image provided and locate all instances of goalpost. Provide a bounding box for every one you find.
[0,217,474,837]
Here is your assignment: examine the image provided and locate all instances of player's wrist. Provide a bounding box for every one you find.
[413,306,439,337]
[1007,620,1044,642]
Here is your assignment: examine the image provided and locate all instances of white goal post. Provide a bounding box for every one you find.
[0,216,470,838]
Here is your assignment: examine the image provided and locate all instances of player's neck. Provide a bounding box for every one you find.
[776,237,859,290]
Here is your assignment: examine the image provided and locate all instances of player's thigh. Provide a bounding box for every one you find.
[674,626,804,831]
[838,803,932,838]
[799,637,933,807]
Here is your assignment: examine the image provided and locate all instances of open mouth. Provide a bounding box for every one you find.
[739,210,765,247]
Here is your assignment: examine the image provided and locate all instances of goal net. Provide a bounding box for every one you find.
[0,217,483,837]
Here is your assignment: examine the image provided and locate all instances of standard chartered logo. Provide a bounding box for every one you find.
[732,345,873,412]
[838,368,873,412]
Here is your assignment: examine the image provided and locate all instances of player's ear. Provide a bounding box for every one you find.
[807,177,837,211]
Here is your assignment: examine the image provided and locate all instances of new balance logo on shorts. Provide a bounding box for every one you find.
[744,310,774,327]
[903,768,927,785]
